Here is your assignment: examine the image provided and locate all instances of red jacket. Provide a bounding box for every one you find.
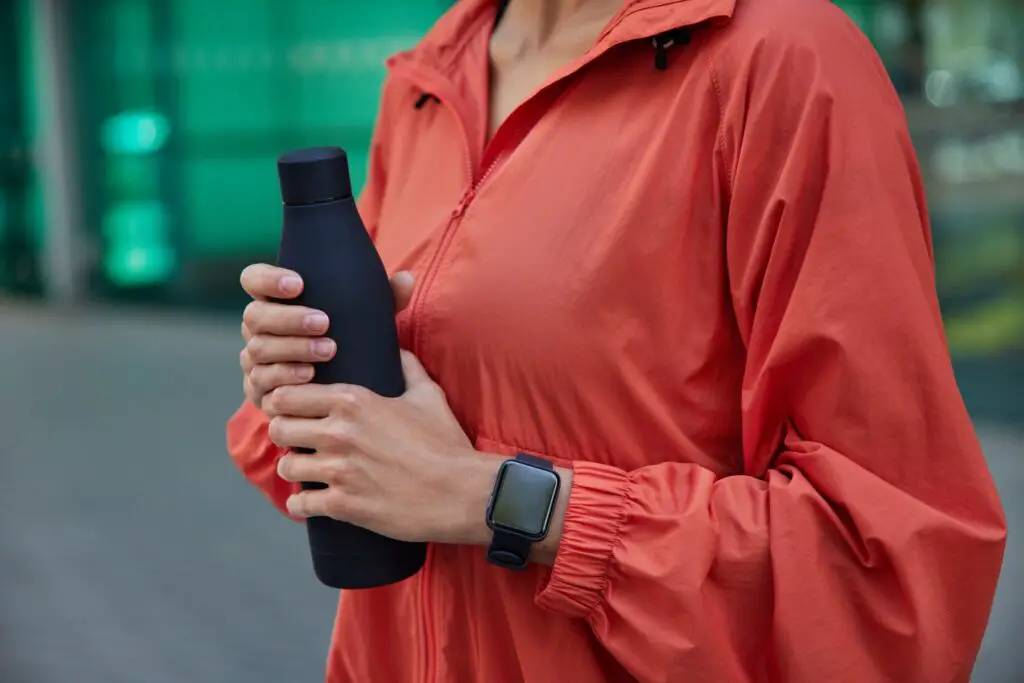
[227,0,1007,681]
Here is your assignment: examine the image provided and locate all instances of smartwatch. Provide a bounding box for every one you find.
[485,453,561,571]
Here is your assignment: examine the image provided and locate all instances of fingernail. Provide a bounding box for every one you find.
[304,313,329,331]
[393,271,415,288]
[312,339,335,358]
[296,366,315,380]
[280,276,302,295]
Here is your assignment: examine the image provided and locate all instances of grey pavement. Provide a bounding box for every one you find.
[0,303,1021,683]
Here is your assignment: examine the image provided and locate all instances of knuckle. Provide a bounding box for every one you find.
[321,458,349,486]
[249,366,271,393]
[242,301,261,329]
[276,454,295,480]
[267,417,286,446]
[324,419,352,448]
[239,264,257,290]
[261,389,280,415]
[246,336,267,362]
[336,385,369,411]
[241,263,273,291]
[265,385,292,413]
[324,488,355,519]
[333,457,352,479]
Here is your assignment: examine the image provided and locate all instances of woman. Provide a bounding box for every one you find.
[227,0,1007,681]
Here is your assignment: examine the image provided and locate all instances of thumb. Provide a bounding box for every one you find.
[399,349,432,388]
[391,271,416,312]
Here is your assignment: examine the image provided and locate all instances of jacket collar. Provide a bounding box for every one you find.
[389,0,736,76]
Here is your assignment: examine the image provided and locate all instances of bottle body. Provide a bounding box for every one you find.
[277,196,427,589]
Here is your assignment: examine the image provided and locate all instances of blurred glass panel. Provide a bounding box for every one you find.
[68,0,452,306]
[101,109,171,156]
[102,199,175,287]
[0,0,44,296]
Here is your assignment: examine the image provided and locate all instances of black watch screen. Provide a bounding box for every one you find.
[487,457,560,541]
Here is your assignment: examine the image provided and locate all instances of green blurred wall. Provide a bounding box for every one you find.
[0,0,45,294]
[62,0,451,298]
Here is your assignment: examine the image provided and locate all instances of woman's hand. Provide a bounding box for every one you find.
[264,351,500,546]
[238,263,416,410]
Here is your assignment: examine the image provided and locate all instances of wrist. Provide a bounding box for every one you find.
[448,450,503,547]
[451,450,574,566]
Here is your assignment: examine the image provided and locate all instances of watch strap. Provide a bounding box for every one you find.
[515,452,553,470]
[486,529,532,571]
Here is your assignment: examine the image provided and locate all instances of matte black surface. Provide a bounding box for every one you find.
[276,148,426,589]
[277,147,353,206]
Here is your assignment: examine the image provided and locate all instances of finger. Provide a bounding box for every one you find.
[243,300,329,336]
[277,451,344,484]
[391,271,416,312]
[249,363,315,398]
[399,349,432,387]
[285,488,337,519]
[241,320,252,344]
[240,264,303,301]
[246,335,336,365]
[240,347,254,374]
[264,384,350,419]
[267,415,325,451]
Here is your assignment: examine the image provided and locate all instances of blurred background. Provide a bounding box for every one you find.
[0,0,1020,681]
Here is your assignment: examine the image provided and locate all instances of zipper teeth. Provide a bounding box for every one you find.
[406,82,476,358]
[410,195,465,358]
[476,155,503,190]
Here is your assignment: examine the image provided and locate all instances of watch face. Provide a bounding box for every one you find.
[489,461,559,540]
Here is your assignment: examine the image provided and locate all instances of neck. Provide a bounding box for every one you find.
[497,0,622,48]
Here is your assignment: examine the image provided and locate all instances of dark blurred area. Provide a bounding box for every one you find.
[0,0,1021,681]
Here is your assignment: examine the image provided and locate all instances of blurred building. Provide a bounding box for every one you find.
[1,0,1021,421]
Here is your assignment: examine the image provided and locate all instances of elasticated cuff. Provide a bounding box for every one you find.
[534,460,630,619]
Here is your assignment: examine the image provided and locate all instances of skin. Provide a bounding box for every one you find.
[239,0,625,566]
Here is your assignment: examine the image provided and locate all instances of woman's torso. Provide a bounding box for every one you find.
[329,1,746,681]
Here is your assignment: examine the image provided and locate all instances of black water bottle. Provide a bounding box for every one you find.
[275,146,427,589]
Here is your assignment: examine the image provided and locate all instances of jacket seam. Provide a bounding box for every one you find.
[705,51,733,201]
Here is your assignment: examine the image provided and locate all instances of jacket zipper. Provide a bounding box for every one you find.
[388,14,709,677]
[392,59,600,683]
[389,70,477,683]
[398,86,509,683]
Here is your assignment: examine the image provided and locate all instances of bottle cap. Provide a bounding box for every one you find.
[277,146,353,206]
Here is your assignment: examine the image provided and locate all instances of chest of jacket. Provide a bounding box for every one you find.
[373,42,745,475]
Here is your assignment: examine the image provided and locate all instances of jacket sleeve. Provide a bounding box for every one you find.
[225,82,395,516]
[533,20,1007,683]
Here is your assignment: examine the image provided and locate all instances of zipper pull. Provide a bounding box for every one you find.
[451,187,475,219]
